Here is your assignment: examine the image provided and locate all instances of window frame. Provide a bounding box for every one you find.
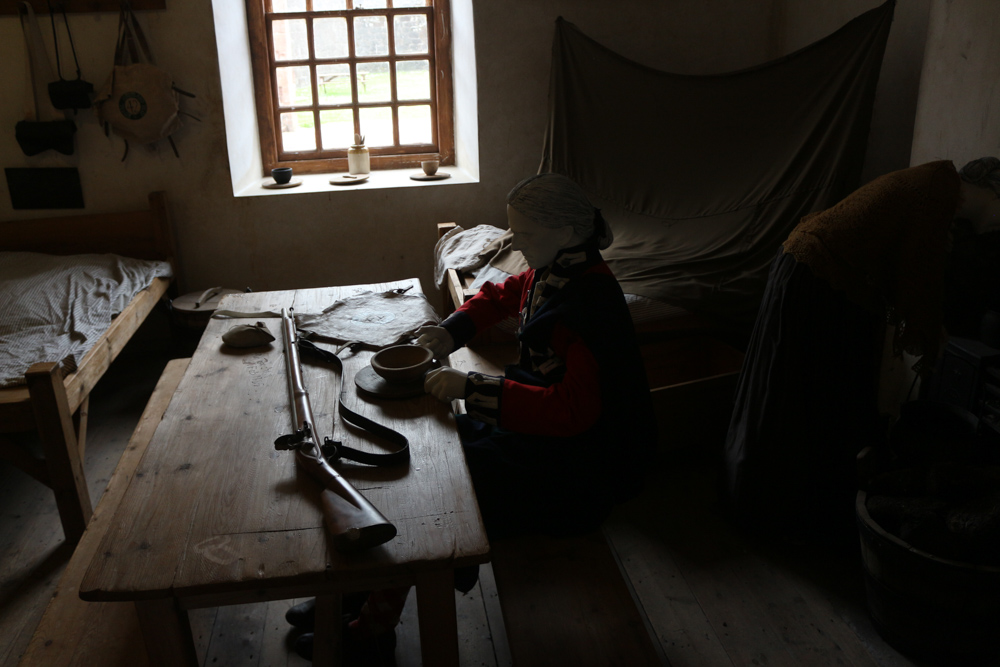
[245,0,454,175]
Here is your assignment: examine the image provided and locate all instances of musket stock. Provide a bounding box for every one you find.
[277,309,397,553]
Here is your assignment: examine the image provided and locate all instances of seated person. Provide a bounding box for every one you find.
[723,157,1000,544]
[288,172,657,663]
[421,171,657,539]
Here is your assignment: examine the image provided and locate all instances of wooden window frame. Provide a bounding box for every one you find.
[245,0,454,175]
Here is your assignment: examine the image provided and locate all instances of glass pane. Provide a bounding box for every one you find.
[314,18,348,58]
[393,14,427,55]
[357,61,391,103]
[353,0,387,7]
[354,16,388,57]
[280,111,317,152]
[359,106,394,147]
[272,0,305,12]
[275,66,312,107]
[317,64,352,104]
[313,0,346,9]
[392,0,427,7]
[272,19,308,61]
[398,104,431,145]
[320,109,355,149]
[395,60,429,100]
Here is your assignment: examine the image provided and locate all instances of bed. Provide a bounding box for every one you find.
[0,192,177,545]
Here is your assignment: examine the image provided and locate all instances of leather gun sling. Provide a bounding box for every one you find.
[296,338,410,468]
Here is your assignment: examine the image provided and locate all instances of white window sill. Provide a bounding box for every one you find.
[235,166,478,198]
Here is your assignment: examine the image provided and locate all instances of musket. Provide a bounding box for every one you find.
[274,308,397,553]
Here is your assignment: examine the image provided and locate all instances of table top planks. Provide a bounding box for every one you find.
[81,280,489,603]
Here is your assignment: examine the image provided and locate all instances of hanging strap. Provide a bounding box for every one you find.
[47,0,82,82]
[17,2,58,121]
[114,0,154,66]
[293,337,410,468]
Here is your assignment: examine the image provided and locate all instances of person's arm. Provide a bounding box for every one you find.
[417,271,529,358]
[465,326,602,437]
[441,271,530,348]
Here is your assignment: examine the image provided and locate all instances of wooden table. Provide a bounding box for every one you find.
[80,279,490,666]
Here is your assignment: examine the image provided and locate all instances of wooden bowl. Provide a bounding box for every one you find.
[370,345,434,384]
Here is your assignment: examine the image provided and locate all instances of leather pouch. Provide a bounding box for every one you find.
[48,79,93,111]
[15,118,77,156]
[45,2,93,111]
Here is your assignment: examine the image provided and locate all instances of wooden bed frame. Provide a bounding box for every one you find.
[0,192,177,545]
[436,222,745,451]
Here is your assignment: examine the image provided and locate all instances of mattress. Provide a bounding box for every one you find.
[0,252,173,388]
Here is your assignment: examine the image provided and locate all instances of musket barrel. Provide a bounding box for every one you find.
[278,308,397,553]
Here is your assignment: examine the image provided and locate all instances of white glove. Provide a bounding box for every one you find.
[415,325,455,359]
[424,366,469,402]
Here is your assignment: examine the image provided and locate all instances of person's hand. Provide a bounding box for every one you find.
[415,325,455,359]
[424,366,468,402]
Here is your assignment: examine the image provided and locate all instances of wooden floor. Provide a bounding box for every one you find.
[0,311,923,667]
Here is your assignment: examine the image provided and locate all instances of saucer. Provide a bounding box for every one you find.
[262,178,303,189]
[409,172,451,181]
[355,365,425,399]
[331,174,370,185]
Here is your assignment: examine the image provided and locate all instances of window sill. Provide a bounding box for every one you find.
[235,166,478,198]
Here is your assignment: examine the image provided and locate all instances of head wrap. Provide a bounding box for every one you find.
[506,173,614,249]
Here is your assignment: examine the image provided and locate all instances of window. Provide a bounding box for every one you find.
[245,0,453,174]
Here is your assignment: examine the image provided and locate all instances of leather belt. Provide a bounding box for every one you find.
[294,337,410,468]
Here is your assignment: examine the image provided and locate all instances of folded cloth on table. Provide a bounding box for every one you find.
[295,290,441,349]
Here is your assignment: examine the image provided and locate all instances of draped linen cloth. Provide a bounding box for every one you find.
[540,1,895,322]
[295,290,440,349]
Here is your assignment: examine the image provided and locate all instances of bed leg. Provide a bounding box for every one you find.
[26,362,92,544]
[74,396,89,460]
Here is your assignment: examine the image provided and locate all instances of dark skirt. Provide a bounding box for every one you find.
[458,415,615,541]
[722,249,882,541]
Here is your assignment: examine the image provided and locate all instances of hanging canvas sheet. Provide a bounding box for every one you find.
[540,1,895,322]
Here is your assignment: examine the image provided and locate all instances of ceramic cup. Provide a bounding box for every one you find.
[271,167,293,184]
[421,160,440,176]
[370,345,434,384]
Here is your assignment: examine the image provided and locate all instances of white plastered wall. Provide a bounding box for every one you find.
[0,1,934,300]
[879,0,1000,415]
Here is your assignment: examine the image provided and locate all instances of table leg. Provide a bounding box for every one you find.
[312,593,342,667]
[134,598,199,666]
[416,569,459,666]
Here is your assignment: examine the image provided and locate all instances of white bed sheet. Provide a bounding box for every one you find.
[0,252,172,389]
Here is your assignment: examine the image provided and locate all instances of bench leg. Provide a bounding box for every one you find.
[26,361,92,544]
[135,598,199,666]
[415,569,459,667]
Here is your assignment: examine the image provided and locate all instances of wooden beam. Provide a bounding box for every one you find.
[25,361,91,544]
[0,0,164,15]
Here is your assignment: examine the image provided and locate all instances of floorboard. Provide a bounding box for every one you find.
[605,451,923,667]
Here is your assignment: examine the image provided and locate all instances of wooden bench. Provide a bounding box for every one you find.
[19,358,190,667]
[448,345,664,666]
